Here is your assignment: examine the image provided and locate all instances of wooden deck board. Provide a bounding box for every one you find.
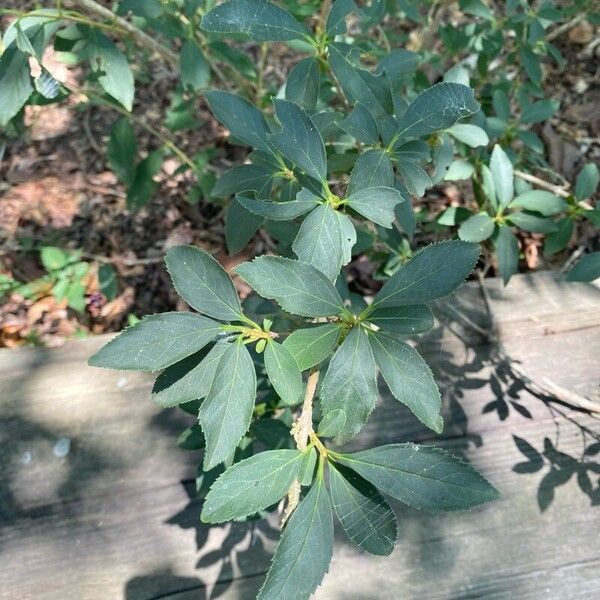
[1,272,599,600]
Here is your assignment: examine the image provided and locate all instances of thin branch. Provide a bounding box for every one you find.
[67,0,179,66]
[546,13,586,42]
[282,370,320,524]
[514,169,571,198]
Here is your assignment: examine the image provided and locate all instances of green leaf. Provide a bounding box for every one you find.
[269,99,327,182]
[336,444,500,511]
[251,418,294,449]
[396,159,432,196]
[320,326,379,444]
[299,448,318,485]
[152,341,229,407]
[481,164,497,210]
[202,449,303,522]
[199,341,257,470]
[328,42,392,118]
[348,148,394,195]
[107,118,137,187]
[165,245,243,322]
[285,57,321,111]
[283,323,342,371]
[88,312,220,371]
[329,463,397,556]
[127,149,163,209]
[565,252,600,282]
[446,123,489,147]
[340,104,379,145]
[506,211,558,233]
[347,186,403,228]
[264,340,303,405]
[180,40,210,91]
[489,145,514,208]
[367,304,434,335]
[493,225,519,285]
[236,256,345,317]
[520,99,559,124]
[521,47,542,86]
[292,203,356,282]
[177,424,205,450]
[516,130,544,154]
[225,197,264,254]
[394,83,479,141]
[509,190,567,216]
[237,192,319,220]
[458,213,495,242]
[544,217,573,256]
[211,164,274,198]
[40,246,70,271]
[98,264,118,300]
[317,410,346,438]
[444,159,474,182]
[257,477,333,600]
[201,0,312,42]
[87,32,134,111]
[326,0,357,35]
[370,332,443,433]
[370,240,480,310]
[205,90,272,153]
[575,163,600,201]
[492,89,510,121]
[0,47,33,127]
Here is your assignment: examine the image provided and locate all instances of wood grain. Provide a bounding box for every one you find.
[1,272,599,600]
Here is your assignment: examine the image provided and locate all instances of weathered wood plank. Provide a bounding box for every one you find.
[1,272,599,600]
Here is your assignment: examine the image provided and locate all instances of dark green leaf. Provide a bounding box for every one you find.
[329,463,397,555]
[177,424,205,450]
[202,449,303,522]
[566,252,600,282]
[152,342,229,408]
[225,197,264,254]
[237,192,319,220]
[265,340,303,405]
[493,225,519,285]
[394,83,479,141]
[212,164,274,198]
[127,149,163,209]
[370,332,443,433]
[205,90,272,153]
[507,211,558,233]
[235,256,345,317]
[299,448,318,485]
[370,240,480,310]
[87,32,134,110]
[336,444,500,511]
[492,89,510,121]
[446,123,489,147]
[201,0,312,41]
[199,341,257,469]
[544,217,573,256]
[257,477,333,600]
[317,410,346,438]
[329,42,392,118]
[396,159,432,197]
[285,57,321,111]
[347,186,404,228]
[283,323,342,371]
[340,104,379,145]
[348,149,394,195]
[180,40,210,91]
[490,145,514,208]
[458,213,495,242]
[509,190,567,216]
[107,118,137,187]
[320,326,378,444]
[292,204,356,282]
[520,99,559,124]
[269,99,327,182]
[575,163,599,201]
[98,264,118,300]
[165,245,243,321]
[326,0,357,35]
[367,304,434,335]
[0,47,33,127]
[88,312,220,371]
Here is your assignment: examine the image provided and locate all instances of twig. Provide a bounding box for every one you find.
[67,0,179,66]
[514,169,571,198]
[546,13,586,42]
[81,252,164,266]
[282,370,320,525]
